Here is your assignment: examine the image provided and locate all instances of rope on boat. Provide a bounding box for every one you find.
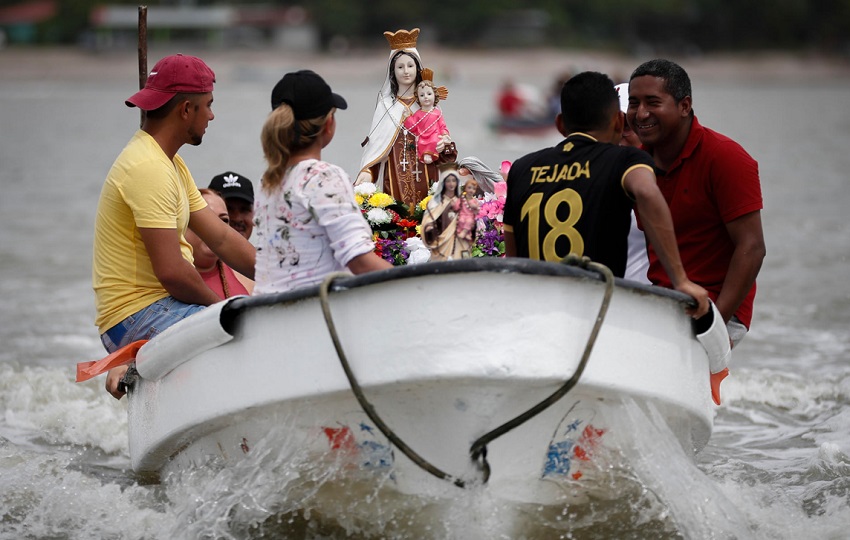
[319,256,614,489]
[468,254,615,483]
[319,272,468,488]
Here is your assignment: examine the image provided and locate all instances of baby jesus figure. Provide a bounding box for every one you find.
[403,80,450,165]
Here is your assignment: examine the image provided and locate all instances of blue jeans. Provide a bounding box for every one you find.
[100,296,205,353]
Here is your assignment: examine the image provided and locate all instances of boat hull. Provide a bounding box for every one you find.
[127,258,713,504]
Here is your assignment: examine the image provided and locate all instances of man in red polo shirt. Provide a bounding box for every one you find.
[628,59,766,346]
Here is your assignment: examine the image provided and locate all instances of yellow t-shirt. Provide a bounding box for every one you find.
[92,130,206,333]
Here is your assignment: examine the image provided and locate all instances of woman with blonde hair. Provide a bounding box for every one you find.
[253,70,391,294]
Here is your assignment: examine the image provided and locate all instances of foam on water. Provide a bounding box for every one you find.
[2,361,850,539]
[0,441,167,540]
[0,363,128,454]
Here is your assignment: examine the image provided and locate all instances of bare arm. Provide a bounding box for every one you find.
[504,229,518,257]
[110,225,224,400]
[625,167,710,318]
[715,211,766,323]
[233,271,254,294]
[190,206,256,279]
[346,251,393,275]
[139,227,221,306]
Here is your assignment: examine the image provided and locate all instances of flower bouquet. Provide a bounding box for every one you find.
[354,182,412,234]
[355,183,430,265]
[471,182,507,258]
[353,168,509,265]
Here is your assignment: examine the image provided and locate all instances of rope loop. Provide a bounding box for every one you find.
[319,272,470,488]
[468,256,615,482]
[318,259,614,489]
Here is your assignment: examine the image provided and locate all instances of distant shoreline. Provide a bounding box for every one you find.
[3,46,848,84]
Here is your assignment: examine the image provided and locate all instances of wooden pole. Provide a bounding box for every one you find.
[138,6,148,128]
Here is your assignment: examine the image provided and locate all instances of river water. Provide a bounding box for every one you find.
[1,48,849,539]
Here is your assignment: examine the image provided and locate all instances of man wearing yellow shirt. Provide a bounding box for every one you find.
[92,54,255,399]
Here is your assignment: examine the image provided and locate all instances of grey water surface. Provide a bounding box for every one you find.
[1,49,848,539]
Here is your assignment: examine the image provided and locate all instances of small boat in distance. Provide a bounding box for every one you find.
[489,114,559,137]
[491,79,559,137]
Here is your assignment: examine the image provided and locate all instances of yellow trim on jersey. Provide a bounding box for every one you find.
[566,132,598,142]
[561,133,597,152]
[620,163,654,201]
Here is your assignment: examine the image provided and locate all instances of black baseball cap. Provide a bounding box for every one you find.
[270,70,347,119]
[209,171,253,204]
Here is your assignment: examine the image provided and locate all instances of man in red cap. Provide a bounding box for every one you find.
[92,54,255,399]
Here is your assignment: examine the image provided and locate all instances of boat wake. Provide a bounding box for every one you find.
[154,398,741,539]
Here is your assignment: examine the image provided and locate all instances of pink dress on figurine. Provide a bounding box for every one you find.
[451,195,480,241]
[404,108,448,164]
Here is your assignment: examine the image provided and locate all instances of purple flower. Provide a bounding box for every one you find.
[377,232,410,266]
[474,227,504,257]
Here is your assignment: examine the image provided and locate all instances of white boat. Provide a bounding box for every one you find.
[119,257,724,506]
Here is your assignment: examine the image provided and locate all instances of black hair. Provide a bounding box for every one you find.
[629,59,692,104]
[389,51,423,97]
[144,93,202,120]
[559,71,619,133]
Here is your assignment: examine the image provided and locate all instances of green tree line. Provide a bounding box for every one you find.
[3,0,849,53]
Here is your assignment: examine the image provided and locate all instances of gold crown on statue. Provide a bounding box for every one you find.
[384,28,420,50]
[438,161,459,174]
[420,69,448,101]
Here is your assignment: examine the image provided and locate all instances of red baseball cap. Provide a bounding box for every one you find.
[125,54,216,111]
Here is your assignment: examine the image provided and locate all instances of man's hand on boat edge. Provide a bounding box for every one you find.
[676,280,710,319]
[106,365,130,400]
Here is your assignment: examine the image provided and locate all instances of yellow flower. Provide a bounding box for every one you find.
[418,195,431,210]
[355,194,364,206]
[416,225,422,236]
[368,192,394,208]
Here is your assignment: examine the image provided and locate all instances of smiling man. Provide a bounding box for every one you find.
[209,171,255,240]
[627,59,766,346]
[503,71,709,319]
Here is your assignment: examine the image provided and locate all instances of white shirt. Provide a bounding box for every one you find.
[253,159,375,294]
[624,210,651,284]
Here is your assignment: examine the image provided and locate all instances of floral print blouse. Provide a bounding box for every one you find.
[253,159,375,294]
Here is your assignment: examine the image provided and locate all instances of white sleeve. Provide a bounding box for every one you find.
[303,164,376,267]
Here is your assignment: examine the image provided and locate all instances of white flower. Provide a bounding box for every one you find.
[405,236,431,264]
[404,237,426,251]
[483,192,498,202]
[407,247,431,264]
[366,208,391,225]
[354,182,377,197]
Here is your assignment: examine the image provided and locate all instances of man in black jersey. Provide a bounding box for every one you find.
[503,71,709,318]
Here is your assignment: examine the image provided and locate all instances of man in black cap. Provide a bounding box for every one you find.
[209,171,254,240]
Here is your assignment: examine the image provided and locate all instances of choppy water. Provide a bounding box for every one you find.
[1,48,849,539]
